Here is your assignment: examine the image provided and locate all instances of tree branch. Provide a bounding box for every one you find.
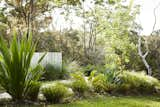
[152,2,160,32]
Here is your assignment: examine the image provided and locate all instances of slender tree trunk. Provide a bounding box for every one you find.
[82,2,87,59]
[138,36,152,75]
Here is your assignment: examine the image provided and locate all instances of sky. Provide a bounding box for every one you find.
[136,0,160,35]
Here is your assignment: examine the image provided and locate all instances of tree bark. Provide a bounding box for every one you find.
[138,36,152,75]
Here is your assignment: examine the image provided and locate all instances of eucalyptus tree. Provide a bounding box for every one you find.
[74,0,141,68]
[137,1,160,76]
[53,0,141,67]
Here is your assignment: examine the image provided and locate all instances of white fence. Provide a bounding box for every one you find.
[31,52,62,71]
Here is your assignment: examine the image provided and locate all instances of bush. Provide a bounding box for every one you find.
[83,64,95,76]
[42,63,68,81]
[117,71,160,94]
[71,73,89,96]
[83,64,106,76]
[91,73,116,93]
[42,83,68,103]
[105,70,121,84]
[27,81,41,101]
[92,74,107,93]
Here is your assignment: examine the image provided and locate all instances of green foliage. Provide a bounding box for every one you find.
[87,64,120,93]
[83,64,95,76]
[92,74,107,93]
[108,0,117,4]
[27,81,41,101]
[91,72,117,93]
[105,54,121,72]
[66,0,81,5]
[105,70,120,92]
[83,64,106,76]
[1,0,142,70]
[2,0,81,36]
[93,0,141,70]
[71,73,89,96]
[33,33,57,52]
[117,71,160,94]
[88,70,97,81]
[146,35,160,79]
[43,63,66,81]
[0,10,10,42]
[0,33,45,101]
[34,30,82,61]
[42,60,81,81]
[42,83,68,103]
[105,70,121,85]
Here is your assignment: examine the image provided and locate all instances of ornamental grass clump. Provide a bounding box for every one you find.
[71,72,89,96]
[42,82,68,103]
[117,71,160,94]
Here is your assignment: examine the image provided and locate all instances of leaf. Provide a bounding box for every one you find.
[38,52,47,64]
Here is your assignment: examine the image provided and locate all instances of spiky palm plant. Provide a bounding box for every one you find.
[0,33,45,102]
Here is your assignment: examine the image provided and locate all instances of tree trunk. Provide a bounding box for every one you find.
[138,36,152,75]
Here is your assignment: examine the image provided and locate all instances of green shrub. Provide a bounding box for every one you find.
[88,70,97,81]
[117,71,160,94]
[92,74,107,93]
[105,70,120,92]
[42,61,72,81]
[105,70,121,84]
[0,33,45,101]
[82,64,106,76]
[83,64,95,76]
[43,63,67,81]
[71,73,89,96]
[42,83,68,103]
[91,73,116,93]
[27,81,41,101]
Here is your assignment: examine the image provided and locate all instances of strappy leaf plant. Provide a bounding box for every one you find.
[0,33,45,102]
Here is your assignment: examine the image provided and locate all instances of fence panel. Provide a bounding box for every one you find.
[31,52,62,71]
